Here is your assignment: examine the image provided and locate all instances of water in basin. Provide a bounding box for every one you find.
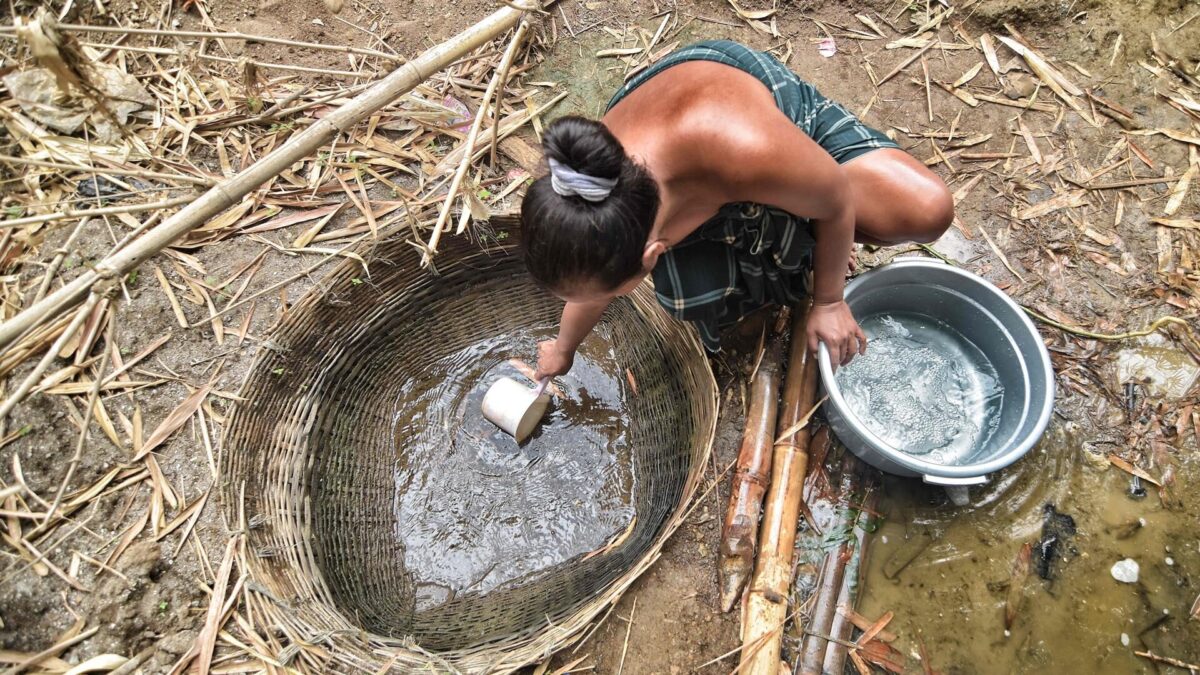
[835,312,1005,465]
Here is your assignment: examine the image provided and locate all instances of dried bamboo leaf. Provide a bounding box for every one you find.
[953,62,984,88]
[1164,164,1196,216]
[1018,190,1087,220]
[728,0,777,20]
[134,385,211,460]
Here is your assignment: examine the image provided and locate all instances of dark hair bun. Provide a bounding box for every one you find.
[541,116,624,181]
[521,116,660,292]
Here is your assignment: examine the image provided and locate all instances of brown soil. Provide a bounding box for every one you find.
[1,0,1198,673]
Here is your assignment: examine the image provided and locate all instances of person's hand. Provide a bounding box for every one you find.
[535,339,575,380]
[806,301,867,368]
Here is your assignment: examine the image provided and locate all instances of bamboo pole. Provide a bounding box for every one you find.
[820,474,879,675]
[719,325,785,612]
[0,4,529,353]
[740,302,819,675]
[797,448,859,673]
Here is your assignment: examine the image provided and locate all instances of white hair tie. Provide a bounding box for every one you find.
[547,158,618,202]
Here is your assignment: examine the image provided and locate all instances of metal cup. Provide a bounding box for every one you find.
[481,376,551,442]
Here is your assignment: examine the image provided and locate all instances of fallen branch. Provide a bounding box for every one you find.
[0,3,532,353]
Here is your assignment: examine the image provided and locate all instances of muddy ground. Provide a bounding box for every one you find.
[1,0,1198,673]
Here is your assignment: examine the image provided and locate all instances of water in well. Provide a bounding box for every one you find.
[390,325,636,610]
[834,312,1005,464]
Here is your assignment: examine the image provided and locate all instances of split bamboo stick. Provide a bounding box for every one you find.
[426,17,530,261]
[740,302,820,675]
[719,326,785,612]
[0,4,530,353]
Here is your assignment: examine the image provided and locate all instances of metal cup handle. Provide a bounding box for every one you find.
[922,474,989,486]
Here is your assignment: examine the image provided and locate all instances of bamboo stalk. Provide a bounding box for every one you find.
[820,474,878,675]
[797,448,860,673]
[719,327,785,612]
[0,3,530,353]
[740,302,820,675]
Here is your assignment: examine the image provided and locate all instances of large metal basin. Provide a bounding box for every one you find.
[818,257,1054,488]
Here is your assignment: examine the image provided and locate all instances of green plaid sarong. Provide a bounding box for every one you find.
[607,40,898,351]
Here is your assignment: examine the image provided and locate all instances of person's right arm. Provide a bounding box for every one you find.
[535,299,608,379]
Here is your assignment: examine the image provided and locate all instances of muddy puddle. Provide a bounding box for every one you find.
[859,421,1200,672]
[390,325,636,610]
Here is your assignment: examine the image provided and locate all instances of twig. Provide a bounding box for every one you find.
[0,196,194,230]
[0,295,101,423]
[490,20,531,165]
[0,156,214,186]
[81,43,377,79]
[1135,651,1200,671]
[424,21,530,263]
[35,218,92,303]
[616,597,636,675]
[33,22,404,61]
[32,308,115,538]
[1068,176,1173,191]
[1024,308,1200,352]
[877,40,937,85]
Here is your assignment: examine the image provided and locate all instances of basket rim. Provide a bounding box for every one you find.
[219,225,719,673]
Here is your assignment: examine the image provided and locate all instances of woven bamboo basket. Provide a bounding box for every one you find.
[220,219,718,672]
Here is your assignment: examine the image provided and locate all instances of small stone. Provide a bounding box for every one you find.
[1120,633,1130,646]
[1166,557,1175,566]
[1111,558,1139,583]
